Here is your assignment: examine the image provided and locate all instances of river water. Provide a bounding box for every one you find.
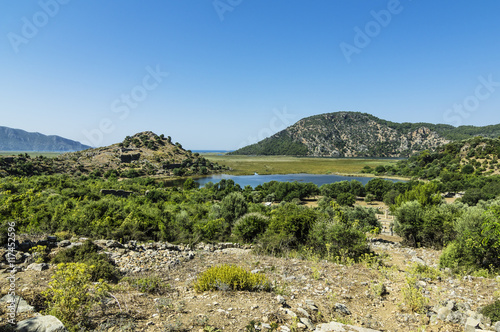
[185,173,404,188]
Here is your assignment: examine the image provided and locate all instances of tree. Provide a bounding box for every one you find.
[383,189,400,206]
[365,178,393,201]
[394,182,442,209]
[393,201,425,247]
[220,192,248,225]
[337,192,355,207]
[183,178,196,190]
[461,164,475,174]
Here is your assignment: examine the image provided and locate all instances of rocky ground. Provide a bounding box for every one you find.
[0,233,499,332]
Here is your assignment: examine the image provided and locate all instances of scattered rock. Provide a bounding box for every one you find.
[300,317,315,330]
[315,321,381,332]
[58,240,71,247]
[334,303,351,315]
[446,310,465,324]
[297,307,310,318]
[437,306,451,321]
[0,294,34,313]
[27,263,49,271]
[15,315,67,332]
[465,317,480,332]
[282,308,297,318]
[411,256,425,265]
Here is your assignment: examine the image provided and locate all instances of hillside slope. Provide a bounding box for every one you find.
[0,126,91,152]
[230,112,500,157]
[0,131,226,177]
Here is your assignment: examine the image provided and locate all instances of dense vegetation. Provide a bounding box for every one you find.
[3,138,500,274]
[0,174,386,263]
[367,136,500,274]
[363,137,500,199]
[230,111,500,157]
[228,131,309,156]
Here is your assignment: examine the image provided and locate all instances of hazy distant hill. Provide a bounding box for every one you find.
[0,126,91,152]
[229,112,500,157]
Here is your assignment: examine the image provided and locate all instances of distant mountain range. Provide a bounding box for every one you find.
[229,112,500,157]
[0,126,91,152]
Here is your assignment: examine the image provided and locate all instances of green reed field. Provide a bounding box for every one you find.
[204,154,401,176]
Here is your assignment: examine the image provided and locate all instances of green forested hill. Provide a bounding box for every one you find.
[229,112,500,157]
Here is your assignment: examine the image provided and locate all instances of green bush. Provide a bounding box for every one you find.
[123,275,170,294]
[51,240,121,282]
[343,206,381,233]
[308,219,370,262]
[480,300,500,322]
[233,213,269,243]
[336,193,355,207]
[394,201,460,248]
[267,203,316,245]
[393,201,425,247]
[255,231,295,256]
[194,264,270,292]
[220,192,248,224]
[440,203,500,272]
[402,276,429,313]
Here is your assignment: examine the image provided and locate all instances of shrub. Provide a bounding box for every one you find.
[51,240,120,282]
[308,219,370,262]
[43,262,110,331]
[54,231,73,241]
[343,206,381,233]
[402,276,429,313]
[194,218,225,241]
[336,193,355,207]
[123,275,170,294]
[233,213,269,243]
[220,192,248,224]
[408,263,441,280]
[255,231,295,256]
[194,264,270,292]
[480,300,500,322]
[393,201,425,247]
[266,203,316,245]
[29,245,48,263]
[440,203,500,272]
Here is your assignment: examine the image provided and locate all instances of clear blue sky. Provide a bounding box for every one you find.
[1,1,499,150]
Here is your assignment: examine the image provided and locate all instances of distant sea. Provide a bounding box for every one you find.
[192,150,232,155]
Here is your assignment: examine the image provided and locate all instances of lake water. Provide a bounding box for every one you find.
[190,173,403,188]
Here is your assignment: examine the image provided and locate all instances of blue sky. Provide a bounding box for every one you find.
[1,1,500,150]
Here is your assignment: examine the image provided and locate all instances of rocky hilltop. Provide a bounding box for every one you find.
[230,112,500,157]
[0,126,91,152]
[0,131,226,177]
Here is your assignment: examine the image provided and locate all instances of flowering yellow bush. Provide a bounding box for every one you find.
[43,262,109,330]
[29,245,48,263]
